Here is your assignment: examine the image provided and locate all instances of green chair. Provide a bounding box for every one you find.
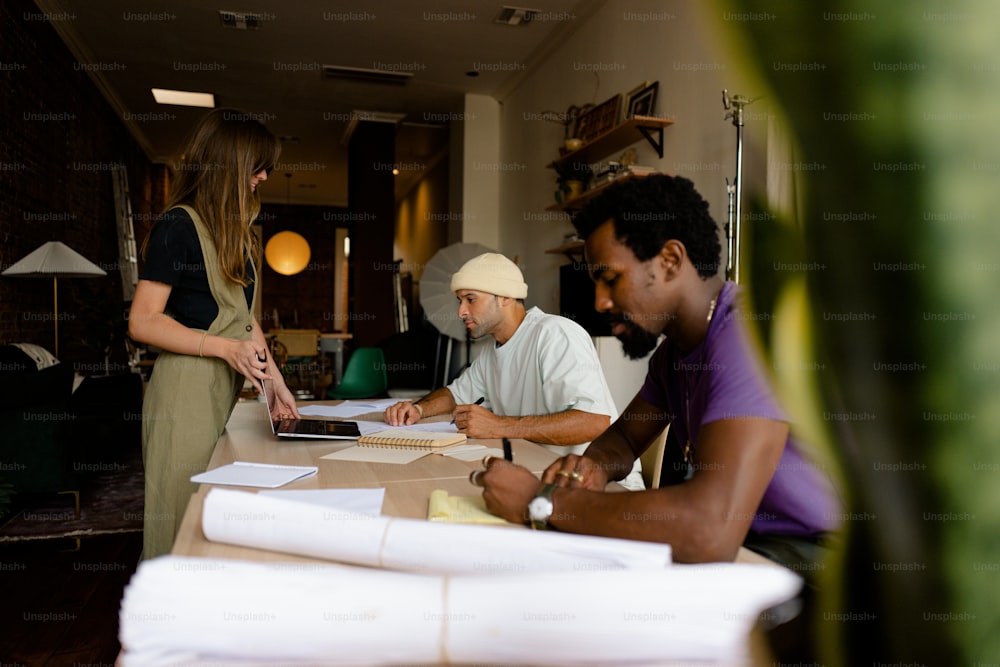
[326,347,388,399]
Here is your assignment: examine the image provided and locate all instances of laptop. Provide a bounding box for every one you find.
[259,378,361,440]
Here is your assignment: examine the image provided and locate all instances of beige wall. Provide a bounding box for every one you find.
[494,0,773,312]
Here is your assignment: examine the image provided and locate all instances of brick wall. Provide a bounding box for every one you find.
[1,0,153,371]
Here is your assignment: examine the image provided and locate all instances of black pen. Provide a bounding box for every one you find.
[451,396,485,424]
[502,437,513,462]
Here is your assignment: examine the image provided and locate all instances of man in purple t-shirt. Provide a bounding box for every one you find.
[476,174,839,567]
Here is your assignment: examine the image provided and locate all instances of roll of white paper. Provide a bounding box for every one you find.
[202,487,672,573]
[119,556,802,666]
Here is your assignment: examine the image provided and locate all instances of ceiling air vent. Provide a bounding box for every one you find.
[494,5,539,25]
[219,10,262,30]
[322,65,413,86]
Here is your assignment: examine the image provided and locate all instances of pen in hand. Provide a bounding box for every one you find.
[451,396,485,425]
[502,437,513,462]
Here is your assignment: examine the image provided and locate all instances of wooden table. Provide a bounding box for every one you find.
[133,401,780,666]
[173,401,774,566]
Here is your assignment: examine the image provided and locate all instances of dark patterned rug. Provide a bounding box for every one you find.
[0,448,144,542]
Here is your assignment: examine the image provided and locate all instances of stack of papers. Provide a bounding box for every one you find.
[119,555,802,666]
[190,462,317,488]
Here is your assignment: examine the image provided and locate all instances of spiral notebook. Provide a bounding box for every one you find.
[357,428,467,449]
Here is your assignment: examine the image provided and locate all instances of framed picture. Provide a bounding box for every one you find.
[573,93,622,144]
[621,81,649,122]
[625,81,659,120]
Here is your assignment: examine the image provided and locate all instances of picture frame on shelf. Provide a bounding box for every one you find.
[621,81,649,122]
[624,81,659,119]
[573,93,622,144]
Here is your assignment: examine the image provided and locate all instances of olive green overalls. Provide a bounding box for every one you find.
[141,205,256,559]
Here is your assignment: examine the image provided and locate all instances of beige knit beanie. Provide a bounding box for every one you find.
[450,253,528,299]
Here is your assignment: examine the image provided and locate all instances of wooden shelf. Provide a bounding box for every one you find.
[545,240,584,257]
[549,115,675,169]
[545,171,656,212]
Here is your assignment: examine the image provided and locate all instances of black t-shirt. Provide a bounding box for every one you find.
[140,208,254,330]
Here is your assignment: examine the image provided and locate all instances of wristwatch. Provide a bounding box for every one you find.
[528,483,558,530]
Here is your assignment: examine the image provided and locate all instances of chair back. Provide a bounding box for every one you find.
[638,425,669,490]
[271,329,320,358]
[327,347,388,399]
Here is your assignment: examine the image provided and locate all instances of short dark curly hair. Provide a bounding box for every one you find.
[571,174,721,279]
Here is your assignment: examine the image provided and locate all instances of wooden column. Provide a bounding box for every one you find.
[347,121,396,347]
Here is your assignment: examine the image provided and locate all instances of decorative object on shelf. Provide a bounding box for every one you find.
[574,93,622,144]
[622,81,650,122]
[538,104,593,154]
[1,241,107,357]
[544,116,675,216]
[619,147,638,167]
[562,104,592,141]
[553,160,594,205]
[625,81,659,119]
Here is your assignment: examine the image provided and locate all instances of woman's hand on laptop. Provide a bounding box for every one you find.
[270,378,300,420]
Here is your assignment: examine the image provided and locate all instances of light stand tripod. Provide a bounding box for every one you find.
[722,89,759,283]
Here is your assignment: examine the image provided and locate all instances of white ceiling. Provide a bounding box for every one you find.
[37,0,603,206]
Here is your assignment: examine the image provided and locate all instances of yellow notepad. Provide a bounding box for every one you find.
[358,429,467,449]
[427,489,509,525]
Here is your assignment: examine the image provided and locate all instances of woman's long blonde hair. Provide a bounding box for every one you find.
[158,108,280,286]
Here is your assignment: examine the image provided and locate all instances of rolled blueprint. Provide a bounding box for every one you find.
[201,487,673,573]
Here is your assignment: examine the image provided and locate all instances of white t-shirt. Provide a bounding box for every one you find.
[448,307,644,490]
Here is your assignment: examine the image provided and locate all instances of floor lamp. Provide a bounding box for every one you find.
[722,89,760,283]
[2,241,107,358]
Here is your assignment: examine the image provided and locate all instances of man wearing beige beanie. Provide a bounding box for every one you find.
[385,252,643,490]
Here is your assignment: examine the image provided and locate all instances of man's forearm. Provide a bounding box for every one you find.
[504,410,610,447]
[583,422,649,482]
[412,388,456,418]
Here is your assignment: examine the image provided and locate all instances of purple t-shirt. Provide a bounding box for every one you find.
[639,282,840,536]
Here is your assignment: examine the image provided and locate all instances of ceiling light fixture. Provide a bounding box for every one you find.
[151,88,216,108]
[218,10,263,30]
[494,5,539,25]
[322,65,413,86]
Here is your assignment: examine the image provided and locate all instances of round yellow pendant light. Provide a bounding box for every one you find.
[265,231,311,275]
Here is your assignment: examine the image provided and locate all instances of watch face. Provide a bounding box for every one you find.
[528,496,553,522]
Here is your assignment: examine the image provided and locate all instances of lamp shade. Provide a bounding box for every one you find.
[2,241,106,358]
[2,241,106,278]
[264,231,311,276]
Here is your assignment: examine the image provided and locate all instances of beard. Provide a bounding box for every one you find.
[605,314,660,360]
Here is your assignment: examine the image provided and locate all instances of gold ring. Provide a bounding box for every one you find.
[557,470,585,482]
[482,455,497,468]
[469,469,484,487]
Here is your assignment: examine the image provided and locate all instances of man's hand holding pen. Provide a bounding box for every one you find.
[451,397,505,438]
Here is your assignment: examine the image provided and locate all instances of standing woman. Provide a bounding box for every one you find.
[129,108,299,558]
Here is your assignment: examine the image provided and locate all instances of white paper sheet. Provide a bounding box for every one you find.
[298,398,399,419]
[119,555,802,667]
[189,462,317,488]
[259,488,385,516]
[438,445,498,461]
[201,488,672,573]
